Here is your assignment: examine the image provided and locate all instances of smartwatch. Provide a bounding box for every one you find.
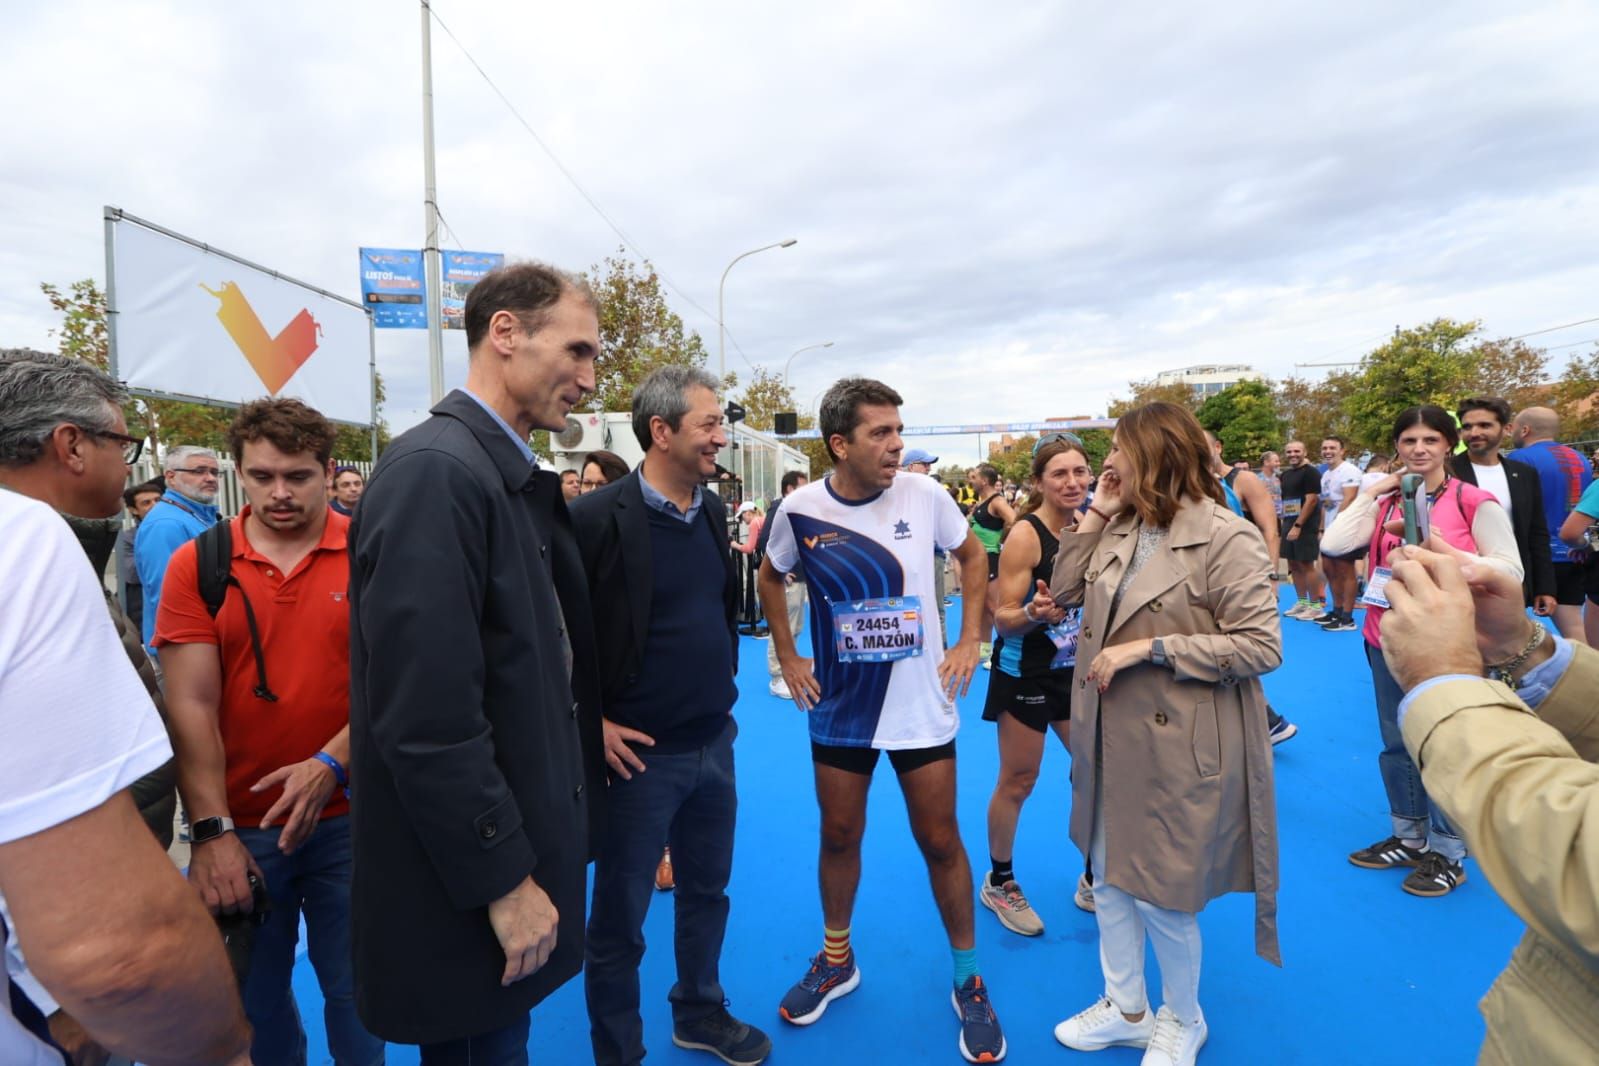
[190,816,236,844]
[1150,638,1168,667]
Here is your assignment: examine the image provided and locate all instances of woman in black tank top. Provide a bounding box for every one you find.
[967,464,1015,664]
[976,437,1095,936]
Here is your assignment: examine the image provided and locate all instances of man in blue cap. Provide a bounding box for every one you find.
[902,449,952,639]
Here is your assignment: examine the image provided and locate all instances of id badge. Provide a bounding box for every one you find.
[1362,567,1393,609]
[834,596,924,663]
[1281,500,1301,518]
[1045,608,1083,670]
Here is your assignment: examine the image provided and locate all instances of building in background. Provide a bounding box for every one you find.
[1155,364,1264,398]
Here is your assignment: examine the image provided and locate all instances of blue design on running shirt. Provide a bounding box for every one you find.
[788,513,905,746]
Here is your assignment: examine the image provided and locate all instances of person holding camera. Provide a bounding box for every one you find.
[1379,538,1599,1062]
[1321,405,1519,898]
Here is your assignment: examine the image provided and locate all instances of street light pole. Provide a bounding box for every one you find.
[717,238,797,382]
[784,341,835,388]
[421,0,445,405]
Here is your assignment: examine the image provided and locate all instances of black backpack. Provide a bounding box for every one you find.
[194,521,279,702]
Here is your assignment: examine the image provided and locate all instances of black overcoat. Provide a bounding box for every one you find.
[347,390,603,1044]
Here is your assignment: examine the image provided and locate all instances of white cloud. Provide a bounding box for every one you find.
[4,0,1598,468]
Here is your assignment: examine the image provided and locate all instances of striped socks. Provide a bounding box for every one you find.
[823,926,851,967]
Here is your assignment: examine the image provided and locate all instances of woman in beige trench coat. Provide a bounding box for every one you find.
[1046,403,1282,1066]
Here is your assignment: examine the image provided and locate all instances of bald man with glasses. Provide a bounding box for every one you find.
[134,444,222,653]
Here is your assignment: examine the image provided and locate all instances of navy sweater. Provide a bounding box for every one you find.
[606,507,737,751]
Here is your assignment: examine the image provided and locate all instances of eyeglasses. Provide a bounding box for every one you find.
[580,479,608,491]
[1032,431,1084,456]
[170,465,222,478]
[78,426,144,464]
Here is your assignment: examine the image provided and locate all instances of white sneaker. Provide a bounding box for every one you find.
[769,678,792,699]
[1054,997,1154,1051]
[1140,1006,1207,1066]
[1283,601,1313,619]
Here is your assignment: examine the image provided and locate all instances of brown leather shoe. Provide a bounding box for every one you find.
[655,847,675,892]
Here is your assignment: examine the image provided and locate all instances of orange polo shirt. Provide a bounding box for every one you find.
[154,507,352,824]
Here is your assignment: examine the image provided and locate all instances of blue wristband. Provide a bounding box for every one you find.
[312,751,348,788]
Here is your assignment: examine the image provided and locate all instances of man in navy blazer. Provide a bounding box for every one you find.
[348,262,604,1062]
[569,366,770,1066]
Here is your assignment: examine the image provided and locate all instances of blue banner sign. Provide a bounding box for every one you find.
[359,248,426,329]
[440,251,504,330]
[359,248,504,329]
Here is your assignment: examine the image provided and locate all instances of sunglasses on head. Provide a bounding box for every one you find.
[1032,431,1084,456]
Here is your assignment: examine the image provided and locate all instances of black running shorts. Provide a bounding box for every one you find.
[811,739,956,776]
[981,669,1072,733]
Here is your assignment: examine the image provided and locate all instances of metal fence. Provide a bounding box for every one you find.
[128,456,375,519]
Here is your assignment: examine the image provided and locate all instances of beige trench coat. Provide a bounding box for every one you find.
[1051,497,1283,964]
[1403,646,1599,1063]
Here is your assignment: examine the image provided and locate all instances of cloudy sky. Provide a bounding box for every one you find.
[4,0,1598,463]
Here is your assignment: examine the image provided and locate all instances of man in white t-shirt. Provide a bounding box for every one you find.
[1315,437,1365,631]
[0,428,248,1061]
[757,378,1006,1063]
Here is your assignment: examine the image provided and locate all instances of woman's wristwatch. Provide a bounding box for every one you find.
[1150,638,1168,667]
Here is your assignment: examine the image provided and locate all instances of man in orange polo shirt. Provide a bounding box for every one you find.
[157,397,383,1066]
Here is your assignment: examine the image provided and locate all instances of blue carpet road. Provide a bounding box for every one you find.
[290,588,1524,1064]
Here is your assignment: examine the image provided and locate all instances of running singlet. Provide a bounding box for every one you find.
[969,494,1005,554]
[765,473,971,748]
[995,514,1081,678]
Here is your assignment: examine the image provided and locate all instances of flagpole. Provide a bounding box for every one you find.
[421,0,445,404]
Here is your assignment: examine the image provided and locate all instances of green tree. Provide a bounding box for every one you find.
[1274,372,1357,449]
[1107,378,1199,417]
[1471,336,1549,413]
[580,249,717,415]
[1342,318,1481,449]
[1195,380,1286,464]
[734,365,826,475]
[1552,346,1599,441]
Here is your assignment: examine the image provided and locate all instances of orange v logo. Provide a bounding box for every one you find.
[201,281,322,393]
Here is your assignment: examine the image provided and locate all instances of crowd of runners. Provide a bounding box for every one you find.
[6,261,1599,1066]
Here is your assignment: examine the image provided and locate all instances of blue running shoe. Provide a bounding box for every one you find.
[778,952,860,1026]
[952,975,1007,1063]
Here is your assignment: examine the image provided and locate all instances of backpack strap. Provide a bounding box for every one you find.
[196,521,232,618]
[193,520,279,703]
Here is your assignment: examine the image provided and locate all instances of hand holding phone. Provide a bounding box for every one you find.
[1400,473,1430,546]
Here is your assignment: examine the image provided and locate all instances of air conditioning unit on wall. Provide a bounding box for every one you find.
[553,412,609,454]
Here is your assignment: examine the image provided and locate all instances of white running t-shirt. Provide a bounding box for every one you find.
[765,472,971,749]
[0,491,173,1064]
[1321,461,1363,525]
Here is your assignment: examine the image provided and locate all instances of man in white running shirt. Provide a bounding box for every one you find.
[758,377,1007,1063]
[1315,437,1364,632]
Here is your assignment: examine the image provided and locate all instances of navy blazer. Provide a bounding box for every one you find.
[1452,452,1556,603]
[568,467,739,707]
[347,390,603,1044]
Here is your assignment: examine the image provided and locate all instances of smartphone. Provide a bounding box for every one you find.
[1400,473,1429,545]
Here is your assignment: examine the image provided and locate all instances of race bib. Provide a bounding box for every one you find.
[834,596,925,663]
[1045,608,1083,669]
[1281,500,1302,518]
[1362,567,1393,609]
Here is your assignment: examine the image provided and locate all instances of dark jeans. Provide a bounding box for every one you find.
[235,814,384,1066]
[419,1015,531,1066]
[586,718,738,1066]
[1364,641,1465,861]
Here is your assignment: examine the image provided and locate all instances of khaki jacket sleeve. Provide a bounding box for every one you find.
[1049,524,1104,607]
[1165,519,1283,685]
[1402,662,1599,962]
[1538,644,1599,762]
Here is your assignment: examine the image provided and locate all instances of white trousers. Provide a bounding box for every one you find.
[1091,799,1205,1026]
